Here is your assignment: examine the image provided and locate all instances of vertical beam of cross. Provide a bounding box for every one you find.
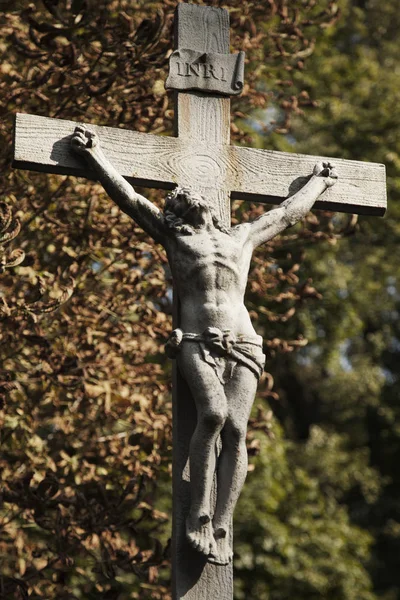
[171,5,233,600]
[174,5,231,225]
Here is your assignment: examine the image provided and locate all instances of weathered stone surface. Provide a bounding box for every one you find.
[69,123,338,578]
[171,5,234,598]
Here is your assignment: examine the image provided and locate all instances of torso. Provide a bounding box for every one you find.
[165,224,257,337]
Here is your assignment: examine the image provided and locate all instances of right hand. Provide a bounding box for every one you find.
[70,124,99,155]
[313,161,338,188]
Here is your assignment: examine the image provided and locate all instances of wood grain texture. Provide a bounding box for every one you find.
[174,3,230,54]
[14,112,387,217]
[174,3,231,227]
[172,5,233,600]
[229,145,387,216]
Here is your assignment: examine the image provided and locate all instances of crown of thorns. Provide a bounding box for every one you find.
[165,186,206,209]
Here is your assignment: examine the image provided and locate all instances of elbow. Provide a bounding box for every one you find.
[286,216,297,227]
[284,208,298,227]
[284,200,312,226]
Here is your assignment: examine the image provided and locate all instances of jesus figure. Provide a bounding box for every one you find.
[71,124,337,565]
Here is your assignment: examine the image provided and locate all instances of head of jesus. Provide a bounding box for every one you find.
[163,187,226,234]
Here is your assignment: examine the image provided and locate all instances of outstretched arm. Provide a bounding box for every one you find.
[70,125,166,245]
[247,162,338,249]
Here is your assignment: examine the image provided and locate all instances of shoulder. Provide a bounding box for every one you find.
[228,222,252,242]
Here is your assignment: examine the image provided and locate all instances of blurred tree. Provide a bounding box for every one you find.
[252,0,400,598]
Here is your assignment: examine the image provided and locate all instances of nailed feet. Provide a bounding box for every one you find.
[208,526,233,566]
[186,513,216,558]
[186,517,233,565]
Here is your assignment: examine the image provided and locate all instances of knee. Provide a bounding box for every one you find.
[223,419,247,446]
[201,407,227,431]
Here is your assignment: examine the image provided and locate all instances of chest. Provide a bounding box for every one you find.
[169,230,243,264]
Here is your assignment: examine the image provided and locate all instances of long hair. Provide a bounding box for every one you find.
[163,187,229,235]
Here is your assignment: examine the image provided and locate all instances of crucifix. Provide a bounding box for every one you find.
[13,3,386,599]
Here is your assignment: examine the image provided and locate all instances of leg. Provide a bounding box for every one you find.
[210,365,258,565]
[177,344,228,557]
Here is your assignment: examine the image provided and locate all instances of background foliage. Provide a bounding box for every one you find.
[0,0,398,598]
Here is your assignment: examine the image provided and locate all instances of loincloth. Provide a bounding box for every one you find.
[165,327,265,384]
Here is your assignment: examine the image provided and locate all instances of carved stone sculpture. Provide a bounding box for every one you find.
[70,124,337,565]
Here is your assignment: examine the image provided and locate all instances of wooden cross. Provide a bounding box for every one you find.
[13,4,386,600]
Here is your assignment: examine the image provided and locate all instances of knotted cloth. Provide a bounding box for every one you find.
[166,326,265,382]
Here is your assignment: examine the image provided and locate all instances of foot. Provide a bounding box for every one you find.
[186,514,216,558]
[70,124,99,156]
[208,526,233,566]
[313,161,338,188]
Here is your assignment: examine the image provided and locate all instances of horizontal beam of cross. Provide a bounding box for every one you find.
[14,112,387,216]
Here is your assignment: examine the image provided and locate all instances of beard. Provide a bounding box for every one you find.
[181,200,209,223]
